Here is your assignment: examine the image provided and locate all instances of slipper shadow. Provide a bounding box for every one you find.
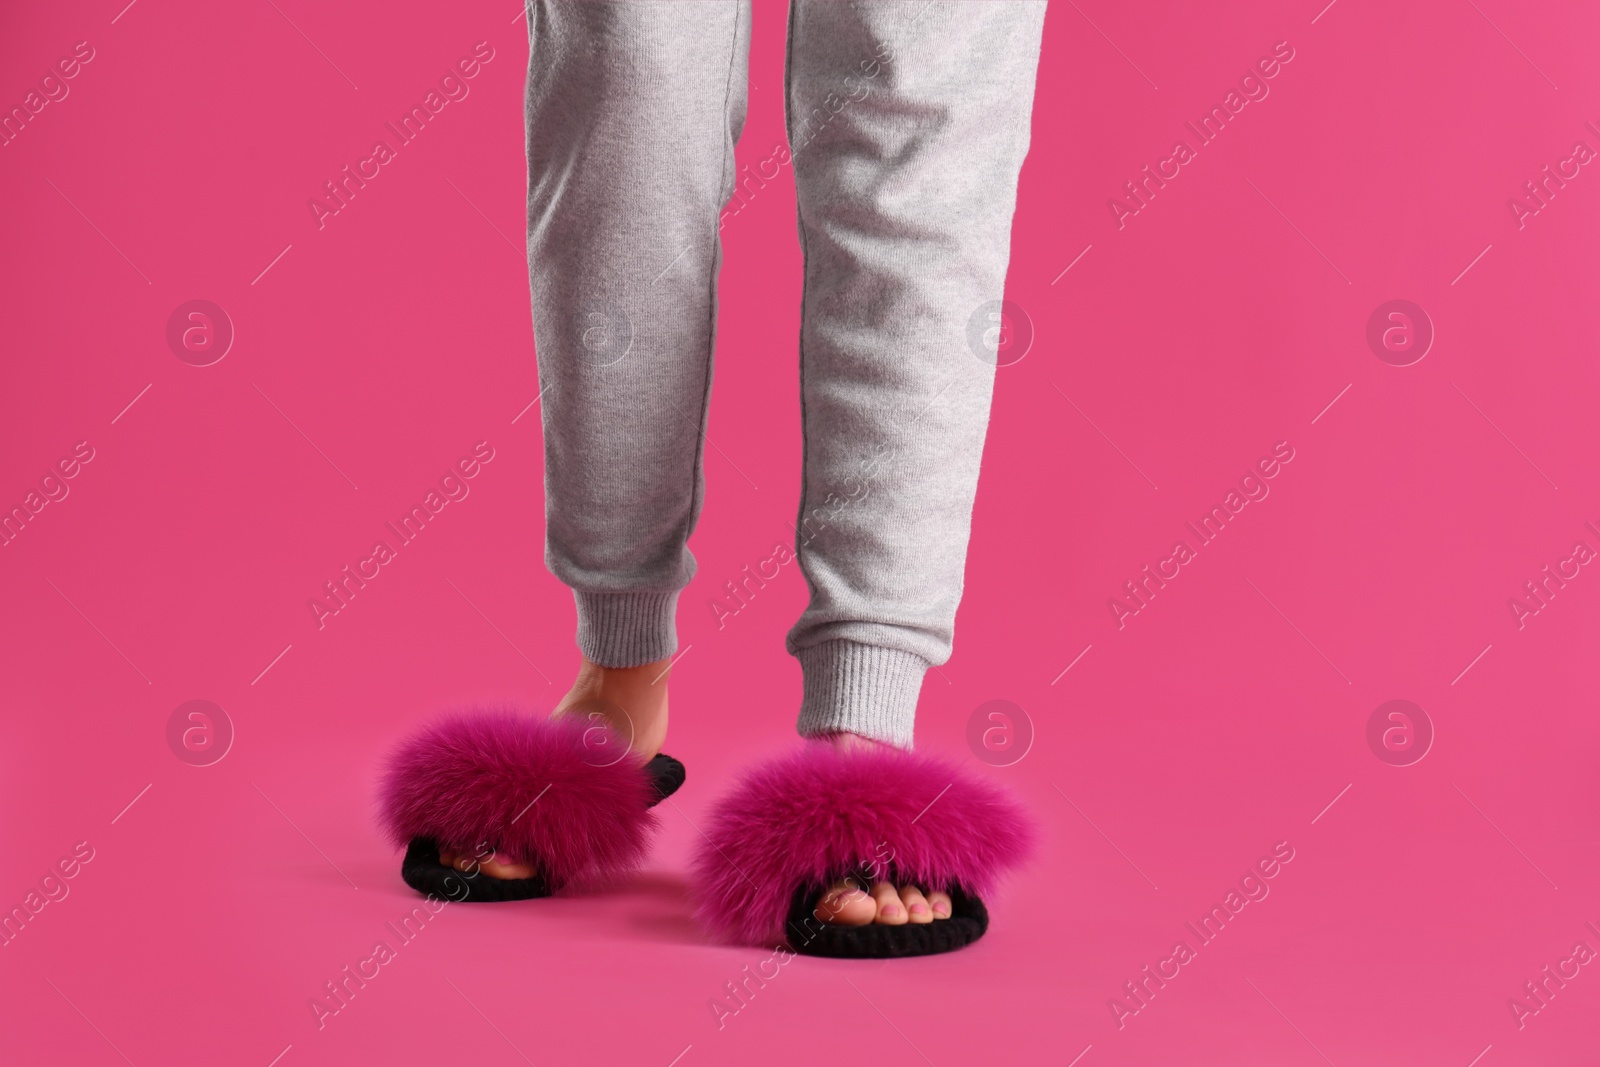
[578,870,707,945]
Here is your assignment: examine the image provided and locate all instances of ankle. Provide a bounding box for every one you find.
[554,655,672,759]
[571,655,672,693]
[814,730,901,754]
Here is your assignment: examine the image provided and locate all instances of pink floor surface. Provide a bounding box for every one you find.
[4,1,1599,1064]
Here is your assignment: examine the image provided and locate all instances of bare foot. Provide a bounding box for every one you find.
[810,732,954,926]
[440,653,673,880]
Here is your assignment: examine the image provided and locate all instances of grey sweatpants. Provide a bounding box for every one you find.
[526,0,1046,748]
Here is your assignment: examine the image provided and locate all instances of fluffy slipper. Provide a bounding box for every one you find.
[690,744,1034,957]
[378,708,685,902]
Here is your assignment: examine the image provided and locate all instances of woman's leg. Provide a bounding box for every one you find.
[784,0,1047,920]
[786,0,1047,746]
[445,0,751,880]
[530,0,750,669]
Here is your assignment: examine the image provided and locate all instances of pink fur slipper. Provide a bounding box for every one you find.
[378,707,685,902]
[689,743,1035,956]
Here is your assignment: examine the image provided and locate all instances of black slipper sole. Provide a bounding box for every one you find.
[400,752,685,902]
[784,882,989,958]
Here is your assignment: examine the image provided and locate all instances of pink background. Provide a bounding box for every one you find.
[3,1,1598,1064]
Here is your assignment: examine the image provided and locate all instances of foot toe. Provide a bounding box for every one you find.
[927,889,953,920]
[815,879,876,926]
[871,880,907,925]
[478,853,535,879]
[898,885,933,924]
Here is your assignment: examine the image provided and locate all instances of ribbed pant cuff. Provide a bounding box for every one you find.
[795,640,928,750]
[573,589,679,668]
